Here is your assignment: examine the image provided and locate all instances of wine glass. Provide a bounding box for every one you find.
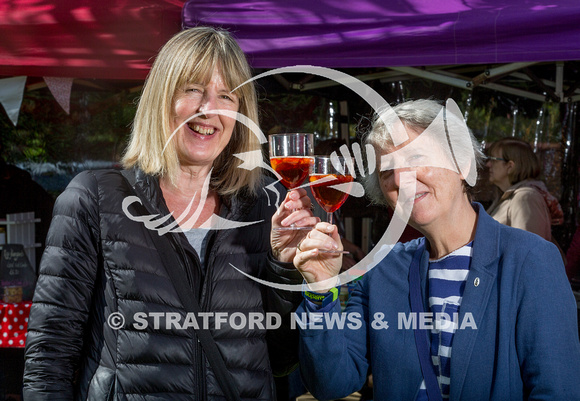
[309,155,353,254]
[269,133,314,231]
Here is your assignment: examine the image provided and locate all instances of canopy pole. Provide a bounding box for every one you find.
[471,62,537,87]
[556,62,564,102]
[387,66,471,89]
[385,66,545,102]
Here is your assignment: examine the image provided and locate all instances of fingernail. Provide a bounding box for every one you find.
[326,226,334,233]
[326,241,337,249]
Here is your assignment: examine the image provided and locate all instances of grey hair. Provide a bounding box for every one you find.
[362,99,484,206]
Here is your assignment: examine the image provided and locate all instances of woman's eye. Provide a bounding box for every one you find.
[379,170,394,181]
[220,93,239,104]
[407,154,425,165]
[186,87,202,94]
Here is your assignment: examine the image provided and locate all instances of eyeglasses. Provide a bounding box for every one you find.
[485,156,507,162]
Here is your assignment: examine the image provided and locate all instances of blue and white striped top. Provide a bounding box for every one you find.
[416,242,473,400]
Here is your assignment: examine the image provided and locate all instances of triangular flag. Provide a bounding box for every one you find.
[43,77,74,114]
[0,76,27,126]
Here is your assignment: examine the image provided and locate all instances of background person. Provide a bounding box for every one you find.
[485,137,563,242]
[293,99,580,400]
[23,27,313,400]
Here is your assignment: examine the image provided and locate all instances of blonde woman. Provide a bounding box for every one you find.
[23,27,313,400]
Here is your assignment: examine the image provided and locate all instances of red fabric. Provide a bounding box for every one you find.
[528,182,564,226]
[0,0,184,79]
[0,302,31,348]
[4,1,580,79]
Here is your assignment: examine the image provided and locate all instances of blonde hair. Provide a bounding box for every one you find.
[122,26,262,196]
[487,138,540,184]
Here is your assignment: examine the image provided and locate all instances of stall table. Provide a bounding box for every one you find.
[0,302,31,348]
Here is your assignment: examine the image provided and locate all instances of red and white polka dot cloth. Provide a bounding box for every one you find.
[0,302,31,348]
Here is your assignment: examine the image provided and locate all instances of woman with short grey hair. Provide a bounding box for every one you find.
[293,99,580,400]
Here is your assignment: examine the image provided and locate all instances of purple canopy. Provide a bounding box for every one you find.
[182,0,580,68]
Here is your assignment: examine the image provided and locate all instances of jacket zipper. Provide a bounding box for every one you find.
[196,198,241,398]
[200,231,217,311]
[136,172,208,400]
[174,237,206,400]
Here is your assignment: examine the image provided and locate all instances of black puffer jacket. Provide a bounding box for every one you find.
[23,168,302,401]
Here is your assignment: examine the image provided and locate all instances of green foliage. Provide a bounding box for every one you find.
[258,93,339,141]
[0,77,568,202]
[463,88,561,147]
[0,84,139,164]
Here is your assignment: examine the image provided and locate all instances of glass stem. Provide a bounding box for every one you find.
[327,212,333,225]
[289,189,296,227]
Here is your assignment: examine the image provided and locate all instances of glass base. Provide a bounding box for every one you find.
[273,225,313,231]
[318,249,350,254]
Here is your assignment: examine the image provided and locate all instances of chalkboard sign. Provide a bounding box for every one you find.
[1,244,37,302]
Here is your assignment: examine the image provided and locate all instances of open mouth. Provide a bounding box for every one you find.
[414,192,427,201]
[188,123,216,136]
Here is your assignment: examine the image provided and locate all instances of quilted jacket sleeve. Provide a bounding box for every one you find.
[264,252,303,377]
[23,171,101,401]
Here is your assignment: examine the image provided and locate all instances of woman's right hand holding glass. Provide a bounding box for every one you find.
[271,188,320,263]
[293,222,343,293]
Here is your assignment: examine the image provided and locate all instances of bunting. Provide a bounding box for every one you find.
[0,76,27,126]
[43,77,74,114]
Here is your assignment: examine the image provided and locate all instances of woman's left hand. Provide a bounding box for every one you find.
[271,188,320,263]
[293,222,343,291]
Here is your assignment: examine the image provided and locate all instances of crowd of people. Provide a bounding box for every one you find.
[1,26,577,401]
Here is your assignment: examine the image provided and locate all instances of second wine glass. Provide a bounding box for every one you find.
[309,155,353,253]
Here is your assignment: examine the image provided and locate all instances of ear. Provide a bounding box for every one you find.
[506,160,515,172]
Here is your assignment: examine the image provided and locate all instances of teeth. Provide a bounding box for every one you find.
[190,124,215,135]
[414,193,424,200]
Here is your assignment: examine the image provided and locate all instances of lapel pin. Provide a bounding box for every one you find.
[474,277,480,287]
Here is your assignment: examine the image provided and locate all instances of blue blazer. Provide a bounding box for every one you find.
[298,204,580,400]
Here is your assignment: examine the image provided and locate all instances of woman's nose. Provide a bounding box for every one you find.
[392,166,420,191]
[393,168,405,188]
[199,93,217,117]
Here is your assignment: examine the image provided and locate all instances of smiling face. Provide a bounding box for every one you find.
[377,126,468,232]
[171,65,240,170]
